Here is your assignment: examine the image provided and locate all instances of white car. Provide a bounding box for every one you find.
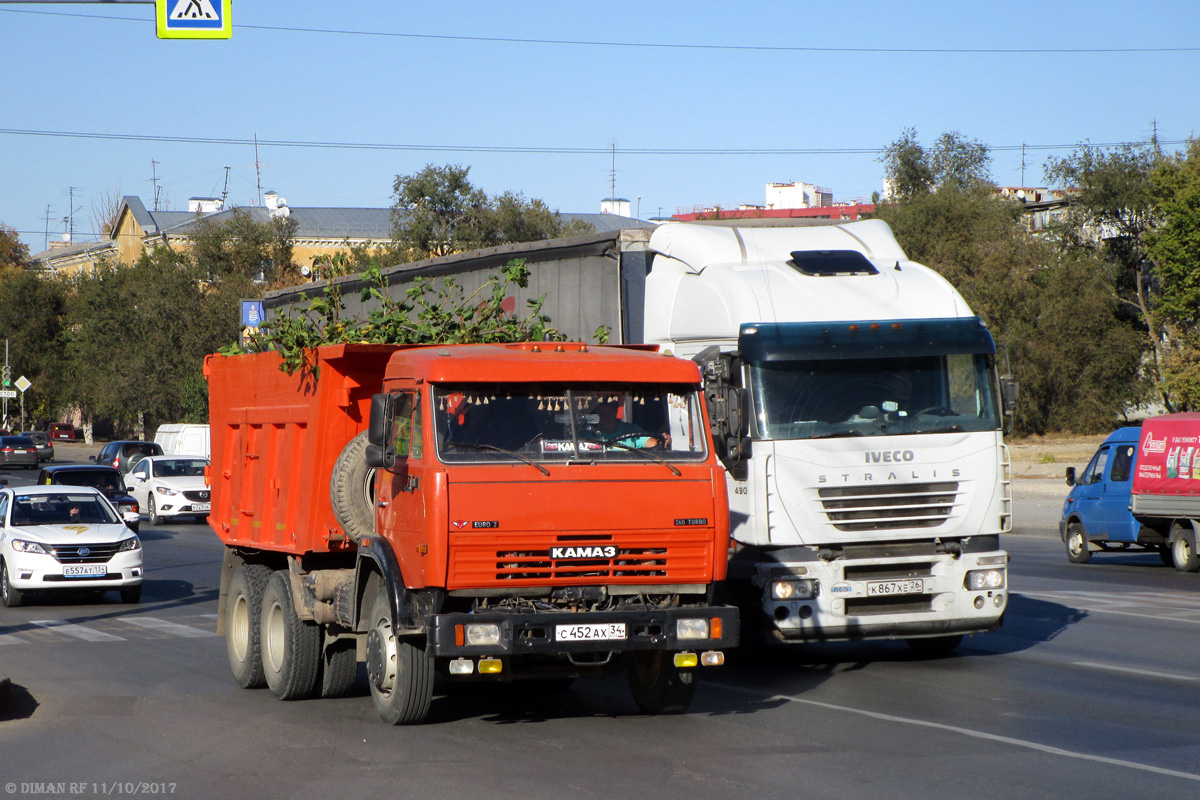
[0,485,143,607]
[125,455,211,525]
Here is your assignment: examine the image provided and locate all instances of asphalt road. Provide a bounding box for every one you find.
[0,464,1197,800]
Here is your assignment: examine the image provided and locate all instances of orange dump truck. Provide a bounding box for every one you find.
[205,342,737,724]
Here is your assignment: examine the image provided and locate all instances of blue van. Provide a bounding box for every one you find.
[1060,426,1171,564]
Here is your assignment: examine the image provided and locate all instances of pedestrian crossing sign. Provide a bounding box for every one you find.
[156,0,233,40]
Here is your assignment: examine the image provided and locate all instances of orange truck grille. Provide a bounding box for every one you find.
[448,532,715,588]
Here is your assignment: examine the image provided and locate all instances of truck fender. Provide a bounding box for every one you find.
[353,537,443,637]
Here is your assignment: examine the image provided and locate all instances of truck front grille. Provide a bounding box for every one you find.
[818,482,959,532]
[493,547,668,581]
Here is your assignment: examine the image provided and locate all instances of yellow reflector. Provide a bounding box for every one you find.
[673,652,698,668]
[478,658,503,674]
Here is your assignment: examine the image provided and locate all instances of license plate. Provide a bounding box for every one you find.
[63,565,107,578]
[866,578,924,596]
[555,623,626,642]
[193,503,211,512]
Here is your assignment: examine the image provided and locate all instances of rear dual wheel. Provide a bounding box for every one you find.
[1171,531,1200,572]
[226,564,274,689]
[261,571,321,700]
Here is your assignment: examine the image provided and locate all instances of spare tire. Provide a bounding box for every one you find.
[330,431,375,542]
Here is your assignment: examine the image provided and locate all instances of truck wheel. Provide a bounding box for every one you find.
[1171,531,1200,572]
[365,585,434,724]
[330,431,375,543]
[1065,523,1091,564]
[315,636,359,698]
[1,560,24,608]
[906,635,963,656]
[260,571,321,700]
[226,564,273,689]
[627,651,696,715]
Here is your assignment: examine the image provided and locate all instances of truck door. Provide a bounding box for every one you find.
[1095,442,1140,543]
[1073,445,1110,538]
[379,390,434,583]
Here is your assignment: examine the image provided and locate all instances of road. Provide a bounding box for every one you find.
[0,462,1197,799]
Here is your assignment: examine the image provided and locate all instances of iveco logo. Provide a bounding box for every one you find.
[550,545,618,559]
[78,547,91,557]
[865,450,916,464]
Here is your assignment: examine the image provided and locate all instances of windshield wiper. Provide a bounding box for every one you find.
[578,438,682,476]
[448,442,550,476]
[807,430,865,440]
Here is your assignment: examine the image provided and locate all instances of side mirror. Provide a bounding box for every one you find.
[367,393,396,469]
[999,374,1019,416]
[88,455,97,463]
[1065,466,1076,487]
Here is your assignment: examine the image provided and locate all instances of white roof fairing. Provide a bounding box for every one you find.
[644,220,974,348]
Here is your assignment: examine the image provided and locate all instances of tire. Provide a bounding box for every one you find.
[1159,545,1174,566]
[1065,523,1091,564]
[1171,531,1200,573]
[148,495,163,527]
[226,564,273,689]
[315,636,360,698]
[365,584,434,724]
[120,584,142,604]
[906,634,964,656]
[1,560,24,608]
[330,431,375,543]
[627,651,697,715]
[260,571,321,700]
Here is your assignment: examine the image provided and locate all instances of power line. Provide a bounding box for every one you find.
[1,7,1198,55]
[0,126,1187,157]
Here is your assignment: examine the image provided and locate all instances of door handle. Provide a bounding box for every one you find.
[376,500,389,508]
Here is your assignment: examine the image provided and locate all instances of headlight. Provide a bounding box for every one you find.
[117,537,141,552]
[771,578,819,600]
[965,569,1005,591]
[464,623,501,647]
[154,486,179,496]
[676,618,710,640]
[11,539,50,555]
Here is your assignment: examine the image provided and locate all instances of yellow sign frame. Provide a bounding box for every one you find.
[156,0,233,40]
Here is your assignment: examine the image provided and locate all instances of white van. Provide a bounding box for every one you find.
[154,423,210,458]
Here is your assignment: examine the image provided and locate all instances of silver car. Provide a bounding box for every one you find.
[0,436,39,470]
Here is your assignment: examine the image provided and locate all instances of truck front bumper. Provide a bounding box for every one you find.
[428,605,739,658]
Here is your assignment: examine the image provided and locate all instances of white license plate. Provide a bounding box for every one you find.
[63,565,107,578]
[555,623,626,642]
[866,578,924,596]
[193,503,211,512]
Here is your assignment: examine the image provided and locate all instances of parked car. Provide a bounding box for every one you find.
[0,435,39,470]
[91,440,164,474]
[38,464,141,533]
[0,484,143,606]
[47,423,81,442]
[20,431,54,463]
[125,455,210,525]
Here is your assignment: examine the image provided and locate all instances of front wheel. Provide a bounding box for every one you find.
[1,560,23,608]
[627,651,696,715]
[1065,523,1091,564]
[1172,531,1200,572]
[120,584,142,604]
[148,495,163,527]
[365,584,434,724]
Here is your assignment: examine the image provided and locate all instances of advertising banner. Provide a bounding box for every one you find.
[1132,413,1200,495]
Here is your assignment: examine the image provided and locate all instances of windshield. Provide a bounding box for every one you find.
[51,471,122,492]
[10,493,121,526]
[433,383,708,464]
[751,352,1000,440]
[154,459,208,478]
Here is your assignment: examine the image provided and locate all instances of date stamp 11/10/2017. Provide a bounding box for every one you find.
[5,784,178,796]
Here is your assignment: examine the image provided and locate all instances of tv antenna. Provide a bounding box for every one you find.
[221,165,231,207]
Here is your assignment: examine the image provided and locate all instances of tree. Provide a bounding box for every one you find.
[191,208,297,285]
[0,265,67,426]
[391,164,593,261]
[0,223,29,269]
[879,128,991,200]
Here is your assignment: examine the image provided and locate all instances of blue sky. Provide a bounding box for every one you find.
[2,1,1198,252]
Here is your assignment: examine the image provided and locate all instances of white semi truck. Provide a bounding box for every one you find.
[265,217,1012,653]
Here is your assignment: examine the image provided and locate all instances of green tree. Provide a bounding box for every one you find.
[0,223,29,269]
[391,164,593,261]
[880,128,991,200]
[0,265,68,426]
[191,208,297,285]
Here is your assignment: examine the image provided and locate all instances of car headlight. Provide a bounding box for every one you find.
[11,539,51,555]
[117,537,142,552]
[771,578,819,600]
[965,569,1005,591]
[154,486,179,496]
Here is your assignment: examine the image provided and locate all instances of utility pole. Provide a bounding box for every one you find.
[151,160,162,210]
[1020,143,1026,186]
[255,134,263,207]
[68,186,79,241]
[221,164,231,208]
[42,204,54,252]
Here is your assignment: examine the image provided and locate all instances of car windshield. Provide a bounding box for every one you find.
[154,458,207,478]
[124,443,162,457]
[10,493,120,526]
[51,471,122,493]
[432,382,708,464]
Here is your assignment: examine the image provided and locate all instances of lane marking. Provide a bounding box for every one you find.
[119,616,215,638]
[0,632,28,645]
[1074,661,1200,683]
[710,682,1200,783]
[1021,591,1200,625]
[31,620,125,642]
